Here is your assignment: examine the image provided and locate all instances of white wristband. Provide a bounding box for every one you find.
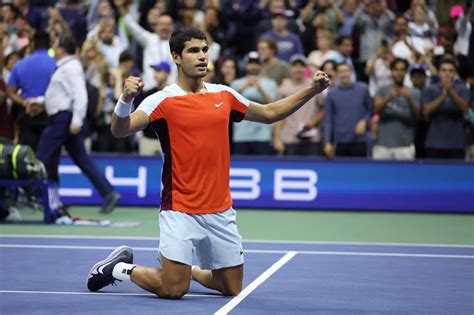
[114,97,133,118]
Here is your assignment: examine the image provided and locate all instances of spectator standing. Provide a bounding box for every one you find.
[260,9,304,63]
[213,57,241,150]
[354,0,394,78]
[333,36,356,82]
[422,59,470,159]
[407,4,436,55]
[390,15,415,62]
[339,0,359,38]
[365,40,394,96]
[86,0,116,32]
[323,62,372,158]
[231,51,278,155]
[433,29,473,82]
[6,31,56,151]
[116,1,176,88]
[81,38,108,89]
[299,0,345,52]
[88,19,129,67]
[13,0,45,31]
[307,30,338,72]
[46,6,72,44]
[274,55,323,156]
[404,0,439,36]
[372,58,420,160]
[454,4,473,60]
[257,37,290,85]
[256,0,300,37]
[91,67,132,153]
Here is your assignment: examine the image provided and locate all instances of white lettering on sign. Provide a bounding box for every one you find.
[58,165,93,197]
[230,168,261,200]
[274,169,318,201]
[105,166,147,198]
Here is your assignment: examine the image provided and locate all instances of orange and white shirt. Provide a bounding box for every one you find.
[136,82,250,214]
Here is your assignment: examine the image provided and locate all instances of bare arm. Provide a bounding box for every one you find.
[6,86,26,106]
[244,71,330,124]
[111,110,149,138]
[110,76,149,138]
[272,120,285,154]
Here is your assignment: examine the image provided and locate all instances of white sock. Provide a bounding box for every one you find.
[112,262,136,281]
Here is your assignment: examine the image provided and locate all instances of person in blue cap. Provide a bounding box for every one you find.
[135,61,171,103]
[409,64,428,92]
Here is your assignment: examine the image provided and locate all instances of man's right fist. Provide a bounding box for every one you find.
[122,76,144,103]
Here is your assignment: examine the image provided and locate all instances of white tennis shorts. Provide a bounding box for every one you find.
[158,208,244,270]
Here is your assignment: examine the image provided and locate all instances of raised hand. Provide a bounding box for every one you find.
[312,71,330,94]
[121,76,144,102]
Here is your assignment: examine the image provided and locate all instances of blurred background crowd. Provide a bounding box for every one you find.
[1,0,473,160]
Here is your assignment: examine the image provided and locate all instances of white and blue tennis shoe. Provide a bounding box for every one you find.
[87,246,133,291]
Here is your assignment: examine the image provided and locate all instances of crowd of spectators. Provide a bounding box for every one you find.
[1,0,473,160]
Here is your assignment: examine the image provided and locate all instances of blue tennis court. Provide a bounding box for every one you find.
[1,235,473,314]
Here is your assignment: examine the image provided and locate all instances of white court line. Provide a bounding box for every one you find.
[215,251,297,315]
[1,234,473,248]
[0,244,157,251]
[1,244,473,259]
[0,290,221,298]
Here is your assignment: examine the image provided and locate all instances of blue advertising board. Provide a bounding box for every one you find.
[58,155,474,213]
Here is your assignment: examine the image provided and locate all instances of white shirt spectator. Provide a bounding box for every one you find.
[123,14,177,88]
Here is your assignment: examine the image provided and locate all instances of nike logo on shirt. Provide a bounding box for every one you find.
[214,102,223,108]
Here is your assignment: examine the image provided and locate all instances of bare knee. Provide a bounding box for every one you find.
[159,285,189,299]
[221,285,242,296]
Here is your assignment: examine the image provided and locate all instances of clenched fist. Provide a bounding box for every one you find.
[122,76,145,103]
[312,71,330,94]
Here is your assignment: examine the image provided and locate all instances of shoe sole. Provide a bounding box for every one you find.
[100,194,121,214]
[87,245,132,284]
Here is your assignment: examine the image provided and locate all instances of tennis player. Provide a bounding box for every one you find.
[87,27,330,299]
